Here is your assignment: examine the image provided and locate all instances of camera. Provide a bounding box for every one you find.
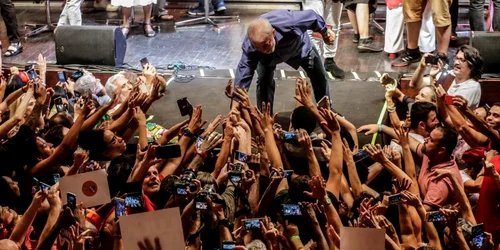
[228,163,244,183]
[174,169,197,195]
[196,184,223,204]
[425,55,439,65]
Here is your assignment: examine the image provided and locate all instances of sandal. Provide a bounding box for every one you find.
[121,26,130,39]
[158,10,174,20]
[4,43,23,57]
[143,23,156,38]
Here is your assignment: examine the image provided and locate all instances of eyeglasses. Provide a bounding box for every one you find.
[453,56,468,64]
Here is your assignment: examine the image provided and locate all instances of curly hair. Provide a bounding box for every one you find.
[457,45,484,81]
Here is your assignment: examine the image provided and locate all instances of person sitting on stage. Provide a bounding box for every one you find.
[232,9,335,112]
[409,45,484,109]
[112,0,156,38]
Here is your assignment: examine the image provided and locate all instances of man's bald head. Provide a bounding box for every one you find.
[247,18,276,54]
[0,239,19,250]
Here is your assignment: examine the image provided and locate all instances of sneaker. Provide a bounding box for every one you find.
[324,58,345,79]
[188,5,214,16]
[391,48,422,67]
[353,33,360,43]
[212,0,226,12]
[357,38,383,52]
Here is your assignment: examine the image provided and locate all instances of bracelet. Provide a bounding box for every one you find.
[197,150,207,159]
[290,235,300,241]
[378,124,383,133]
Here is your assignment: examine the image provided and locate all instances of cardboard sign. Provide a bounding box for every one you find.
[59,169,111,208]
[340,227,385,250]
[119,207,184,250]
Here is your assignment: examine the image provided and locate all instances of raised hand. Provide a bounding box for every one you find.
[400,190,422,207]
[365,144,388,163]
[303,175,327,201]
[357,124,379,135]
[202,115,221,138]
[319,107,340,132]
[233,87,252,110]
[296,129,313,151]
[133,106,147,125]
[199,133,223,153]
[429,168,453,182]
[187,105,206,134]
[294,78,314,108]
[142,64,157,84]
[452,95,468,110]
[138,237,162,250]
[251,102,274,130]
[149,80,165,102]
[320,141,331,161]
[225,79,234,99]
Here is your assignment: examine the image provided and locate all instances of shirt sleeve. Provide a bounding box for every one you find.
[233,40,258,101]
[423,179,452,208]
[291,9,327,35]
[222,185,237,222]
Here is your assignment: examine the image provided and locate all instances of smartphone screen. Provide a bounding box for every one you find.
[155,144,181,159]
[140,57,149,68]
[195,201,208,210]
[283,170,294,178]
[53,174,60,183]
[471,224,484,248]
[176,187,188,195]
[229,175,242,183]
[58,72,66,82]
[283,132,297,141]
[353,150,375,168]
[222,241,236,250]
[243,219,261,230]
[388,193,403,205]
[282,204,302,216]
[177,98,193,117]
[115,199,126,219]
[67,192,77,210]
[426,211,446,222]
[233,151,248,163]
[125,193,143,208]
[40,182,51,192]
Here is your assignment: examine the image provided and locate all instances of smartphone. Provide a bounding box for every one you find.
[114,199,126,219]
[195,201,209,210]
[353,150,375,168]
[317,95,329,109]
[33,178,40,191]
[54,97,67,112]
[283,170,294,178]
[53,173,60,183]
[57,72,66,83]
[426,211,446,222]
[140,57,149,68]
[70,70,84,81]
[233,151,248,163]
[243,219,262,230]
[25,65,38,80]
[125,193,143,208]
[222,241,236,250]
[388,193,403,205]
[471,224,484,248]
[444,95,455,105]
[176,187,188,196]
[425,55,438,65]
[282,132,297,141]
[177,97,193,117]
[40,182,51,192]
[67,192,77,210]
[155,144,182,159]
[282,204,302,216]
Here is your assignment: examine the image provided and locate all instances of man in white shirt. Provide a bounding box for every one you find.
[409,45,484,109]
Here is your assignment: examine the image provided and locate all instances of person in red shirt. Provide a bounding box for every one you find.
[476,153,500,248]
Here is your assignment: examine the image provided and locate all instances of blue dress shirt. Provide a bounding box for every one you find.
[234,9,328,91]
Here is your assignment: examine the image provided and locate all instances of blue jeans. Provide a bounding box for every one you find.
[255,47,330,113]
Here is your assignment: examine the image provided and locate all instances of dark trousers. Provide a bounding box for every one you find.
[0,0,20,43]
[450,0,458,33]
[470,0,500,31]
[255,47,330,113]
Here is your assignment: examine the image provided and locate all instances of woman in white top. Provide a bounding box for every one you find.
[112,0,156,38]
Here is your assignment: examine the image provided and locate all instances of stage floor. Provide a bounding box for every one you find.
[1,4,471,74]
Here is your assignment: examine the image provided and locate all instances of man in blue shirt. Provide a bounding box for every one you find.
[233,9,335,111]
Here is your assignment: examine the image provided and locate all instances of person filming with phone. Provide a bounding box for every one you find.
[409,45,484,109]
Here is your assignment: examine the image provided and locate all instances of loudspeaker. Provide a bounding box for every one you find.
[470,31,500,74]
[55,26,126,66]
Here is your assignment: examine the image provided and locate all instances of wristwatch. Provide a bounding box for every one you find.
[320,197,332,206]
[183,128,195,138]
[217,218,234,231]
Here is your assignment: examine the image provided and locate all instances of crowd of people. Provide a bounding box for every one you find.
[0,27,498,250]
